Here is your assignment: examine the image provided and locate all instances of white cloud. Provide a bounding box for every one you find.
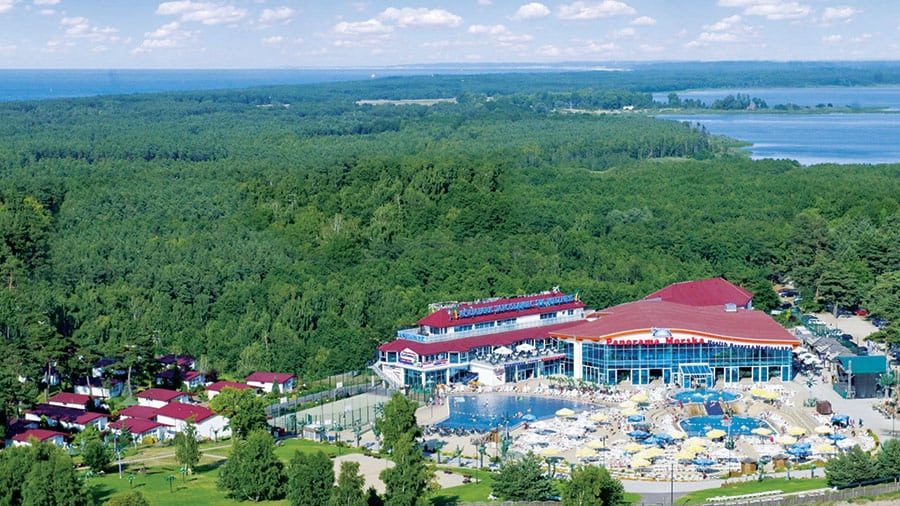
[697,31,739,43]
[584,40,620,52]
[156,1,248,26]
[34,0,58,5]
[261,35,283,47]
[379,7,461,28]
[639,43,663,53]
[468,24,507,35]
[613,27,635,38]
[478,0,492,5]
[60,16,122,44]
[558,1,635,20]
[37,8,53,14]
[512,2,550,20]
[630,16,656,26]
[0,0,19,14]
[537,44,562,56]
[705,15,741,31]
[822,6,858,21]
[333,18,393,35]
[720,1,810,21]
[260,7,294,24]
[822,34,843,43]
[133,21,196,53]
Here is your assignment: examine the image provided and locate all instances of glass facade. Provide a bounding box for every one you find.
[579,340,792,385]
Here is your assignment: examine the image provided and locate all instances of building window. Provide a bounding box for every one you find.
[475,321,494,330]
[453,324,473,332]
[540,312,558,320]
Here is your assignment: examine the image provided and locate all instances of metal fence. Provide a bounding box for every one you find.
[691,480,900,506]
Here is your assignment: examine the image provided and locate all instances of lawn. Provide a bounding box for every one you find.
[676,477,828,504]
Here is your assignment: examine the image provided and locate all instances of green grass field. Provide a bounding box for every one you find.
[676,477,828,504]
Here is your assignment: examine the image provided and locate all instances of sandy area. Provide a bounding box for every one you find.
[332,453,465,494]
[811,312,880,347]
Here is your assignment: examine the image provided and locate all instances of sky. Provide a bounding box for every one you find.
[0,0,897,68]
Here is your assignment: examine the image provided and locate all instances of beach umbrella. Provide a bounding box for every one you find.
[638,447,665,459]
[751,427,773,436]
[685,445,707,454]
[706,429,727,439]
[540,447,561,457]
[576,447,597,458]
[693,456,716,466]
[628,429,650,439]
[684,437,708,448]
[816,444,836,454]
[586,439,607,449]
[619,400,636,409]
[627,414,645,423]
[589,412,608,422]
[814,425,833,435]
[792,441,811,449]
[624,442,644,453]
[675,449,698,460]
[836,438,855,449]
[776,435,797,445]
[629,457,652,469]
[787,426,807,436]
[786,446,810,457]
[669,430,687,440]
[630,392,650,403]
[515,343,535,353]
[493,346,512,355]
[828,433,847,441]
[621,407,639,417]
[555,408,575,418]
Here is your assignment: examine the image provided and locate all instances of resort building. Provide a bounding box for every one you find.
[374,279,800,389]
[373,288,586,388]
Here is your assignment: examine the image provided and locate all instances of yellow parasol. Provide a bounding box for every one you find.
[706,429,727,439]
[684,437,708,448]
[751,427,773,436]
[816,444,836,454]
[619,400,636,409]
[630,457,652,468]
[685,445,706,454]
[787,426,807,436]
[814,425,833,435]
[624,442,644,453]
[540,447,561,457]
[636,447,665,459]
[589,412,609,422]
[555,407,576,418]
[776,435,797,445]
[675,449,698,460]
[586,439,607,449]
[621,407,640,417]
[576,447,597,458]
[630,392,650,403]
[668,430,687,440]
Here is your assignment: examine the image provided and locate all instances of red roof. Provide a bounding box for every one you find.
[643,278,753,308]
[48,392,91,406]
[245,372,294,384]
[118,405,160,420]
[184,371,204,381]
[26,404,106,425]
[378,321,583,356]
[207,380,255,392]
[109,418,164,435]
[12,429,66,442]
[155,402,214,423]
[416,291,585,329]
[550,300,799,346]
[137,388,187,402]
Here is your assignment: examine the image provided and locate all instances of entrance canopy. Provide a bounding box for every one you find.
[679,364,712,376]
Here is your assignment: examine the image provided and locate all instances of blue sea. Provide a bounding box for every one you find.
[657,86,900,165]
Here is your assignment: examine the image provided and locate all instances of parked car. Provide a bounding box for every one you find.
[856,309,869,317]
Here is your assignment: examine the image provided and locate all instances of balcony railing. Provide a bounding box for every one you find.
[395,313,583,343]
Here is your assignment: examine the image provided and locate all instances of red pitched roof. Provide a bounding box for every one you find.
[416,291,584,328]
[550,299,799,346]
[12,429,66,442]
[378,321,583,356]
[26,404,105,425]
[643,278,753,308]
[207,380,254,392]
[155,402,214,423]
[118,405,160,420]
[183,371,204,381]
[245,372,294,384]
[137,388,186,402]
[48,392,91,406]
[109,418,164,435]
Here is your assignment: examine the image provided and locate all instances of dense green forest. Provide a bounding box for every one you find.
[1,67,899,428]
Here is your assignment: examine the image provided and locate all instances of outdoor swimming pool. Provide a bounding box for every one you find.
[679,415,774,437]
[436,394,587,431]
[670,389,741,404]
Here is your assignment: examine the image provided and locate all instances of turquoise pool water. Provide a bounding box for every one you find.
[670,389,741,404]
[436,394,587,431]
[679,415,773,437]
